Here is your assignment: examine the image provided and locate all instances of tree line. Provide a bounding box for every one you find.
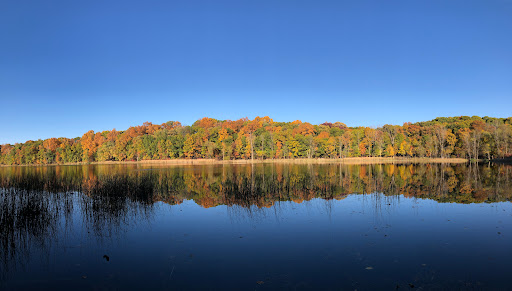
[1,116,511,165]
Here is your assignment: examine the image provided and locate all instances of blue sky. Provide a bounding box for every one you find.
[1,0,511,144]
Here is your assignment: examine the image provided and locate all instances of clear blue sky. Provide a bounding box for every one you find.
[1,0,511,144]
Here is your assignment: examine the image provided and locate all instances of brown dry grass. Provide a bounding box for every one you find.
[0,157,469,167]
[91,157,468,166]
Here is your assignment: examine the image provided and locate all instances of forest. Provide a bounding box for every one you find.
[1,116,511,165]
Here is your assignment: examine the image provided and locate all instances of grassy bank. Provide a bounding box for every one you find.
[1,157,469,167]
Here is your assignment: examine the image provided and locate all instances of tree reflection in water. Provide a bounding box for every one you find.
[0,162,511,281]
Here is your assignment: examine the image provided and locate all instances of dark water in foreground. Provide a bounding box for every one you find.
[1,163,511,290]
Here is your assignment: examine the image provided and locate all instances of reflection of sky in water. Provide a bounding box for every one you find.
[2,191,511,290]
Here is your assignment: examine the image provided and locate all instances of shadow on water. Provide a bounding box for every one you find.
[0,162,511,286]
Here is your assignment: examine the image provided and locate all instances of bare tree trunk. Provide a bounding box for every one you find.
[270,132,275,160]
[472,131,481,162]
[250,132,254,161]
[491,121,502,158]
[338,136,342,159]
[306,136,315,159]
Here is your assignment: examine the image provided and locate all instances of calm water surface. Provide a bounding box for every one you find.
[1,163,511,290]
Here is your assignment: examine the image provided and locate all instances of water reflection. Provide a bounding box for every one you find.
[0,187,72,281]
[2,163,511,207]
[0,162,511,287]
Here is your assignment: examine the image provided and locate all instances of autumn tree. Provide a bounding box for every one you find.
[3,115,512,165]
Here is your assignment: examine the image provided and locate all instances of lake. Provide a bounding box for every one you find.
[1,162,511,290]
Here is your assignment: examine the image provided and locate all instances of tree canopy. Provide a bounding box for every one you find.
[1,116,511,165]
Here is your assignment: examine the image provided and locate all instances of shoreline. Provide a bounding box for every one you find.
[0,157,469,167]
[491,157,512,165]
